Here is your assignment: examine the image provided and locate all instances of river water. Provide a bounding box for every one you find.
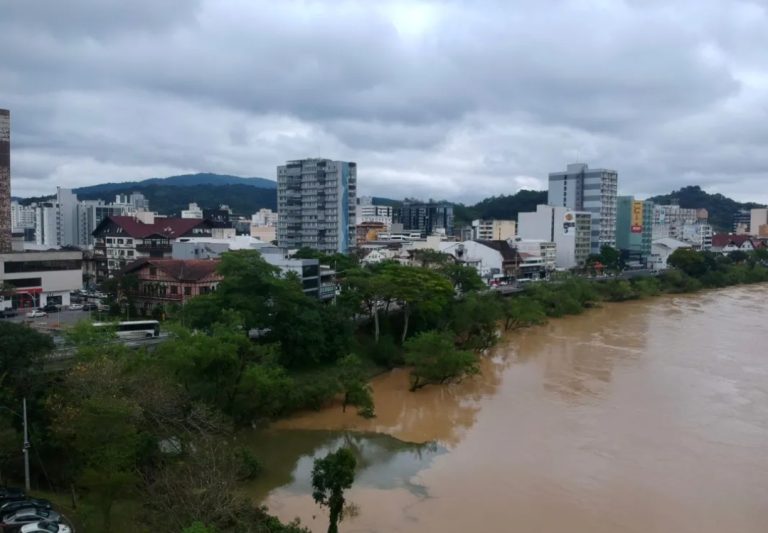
[243,285,768,532]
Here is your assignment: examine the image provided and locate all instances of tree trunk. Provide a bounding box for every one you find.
[373,307,380,343]
[401,307,410,344]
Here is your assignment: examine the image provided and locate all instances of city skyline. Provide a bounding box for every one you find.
[1,1,767,204]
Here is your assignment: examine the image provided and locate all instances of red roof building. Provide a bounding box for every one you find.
[121,258,222,313]
[92,214,214,281]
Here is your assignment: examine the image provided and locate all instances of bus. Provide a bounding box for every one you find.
[93,320,160,340]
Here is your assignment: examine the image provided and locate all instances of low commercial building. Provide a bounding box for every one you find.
[651,238,691,270]
[172,236,336,300]
[439,240,521,280]
[0,250,82,310]
[471,219,516,241]
[122,258,222,314]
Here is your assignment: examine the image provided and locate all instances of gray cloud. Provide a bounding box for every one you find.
[0,0,766,204]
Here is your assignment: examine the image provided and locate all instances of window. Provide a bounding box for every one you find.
[170,285,178,295]
[127,251,134,257]
[149,267,157,276]
[117,238,124,244]
[106,238,113,244]
[184,286,192,296]
[126,238,133,245]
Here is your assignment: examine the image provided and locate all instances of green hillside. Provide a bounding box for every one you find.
[648,185,764,232]
[78,183,276,216]
[453,190,548,224]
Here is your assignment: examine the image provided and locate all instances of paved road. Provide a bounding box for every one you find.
[1,308,112,329]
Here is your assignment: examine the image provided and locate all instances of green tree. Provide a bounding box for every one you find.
[338,355,375,419]
[449,292,503,350]
[598,245,622,271]
[439,263,486,294]
[667,248,709,278]
[0,322,54,401]
[404,330,479,391]
[411,249,450,268]
[502,296,546,331]
[311,448,357,533]
[383,264,454,343]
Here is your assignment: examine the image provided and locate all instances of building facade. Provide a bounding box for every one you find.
[92,214,213,281]
[471,219,516,241]
[172,236,337,300]
[121,258,222,314]
[0,109,11,253]
[392,202,454,237]
[0,250,82,310]
[356,197,393,227]
[547,163,618,254]
[651,204,712,250]
[616,197,653,265]
[277,158,357,253]
[751,208,768,237]
[517,204,592,269]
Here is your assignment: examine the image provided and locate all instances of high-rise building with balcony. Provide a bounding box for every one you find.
[277,158,357,253]
[0,109,11,252]
[547,163,618,254]
[392,202,454,237]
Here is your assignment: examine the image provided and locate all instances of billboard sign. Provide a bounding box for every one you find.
[563,212,575,235]
[631,201,644,233]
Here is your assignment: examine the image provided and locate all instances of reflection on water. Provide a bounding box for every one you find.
[254,285,768,533]
[240,430,445,502]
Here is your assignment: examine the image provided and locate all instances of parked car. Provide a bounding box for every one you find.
[67,303,83,311]
[0,308,18,318]
[0,499,52,518]
[0,487,24,505]
[81,303,97,311]
[25,310,47,319]
[1,508,61,528]
[20,521,71,533]
[41,304,60,313]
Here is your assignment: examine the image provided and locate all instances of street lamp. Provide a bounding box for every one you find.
[0,398,31,492]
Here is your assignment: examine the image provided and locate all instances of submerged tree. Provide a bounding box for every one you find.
[338,355,375,419]
[404,330,479,391]
[311,448,357,533]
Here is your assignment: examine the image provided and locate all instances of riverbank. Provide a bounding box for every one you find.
[254,284,768,533]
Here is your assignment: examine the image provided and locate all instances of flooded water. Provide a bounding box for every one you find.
[247,285,768,532]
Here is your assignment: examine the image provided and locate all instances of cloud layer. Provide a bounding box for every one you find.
[1,0,766,203]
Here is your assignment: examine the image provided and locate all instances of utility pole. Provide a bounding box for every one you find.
[22,398,30,492]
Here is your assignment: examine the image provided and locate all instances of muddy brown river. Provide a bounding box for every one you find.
[242,285,768,532]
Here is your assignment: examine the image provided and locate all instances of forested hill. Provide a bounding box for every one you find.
[453,190,548,224]
[648,185,764,232]
[74,172,275,196]
[77,183,277,216]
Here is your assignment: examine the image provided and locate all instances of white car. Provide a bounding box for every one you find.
[2,508,61,526]
[21,521,72,533]
[68,303,83,311]
[25,310,47,318]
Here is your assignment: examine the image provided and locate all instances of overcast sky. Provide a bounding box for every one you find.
[1,0,767,204]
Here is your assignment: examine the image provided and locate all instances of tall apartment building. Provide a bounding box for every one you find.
[11,201,35,231]
[652,204,712,250]
[517,205,592,269]
[356,196,393,227]
[0,109,11,252]
[615,197,653,265]
[733,209,751,234]
[750,208,768,237]
[392,202,454,237]
[547,163,618,254]
[277,158,357,253]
